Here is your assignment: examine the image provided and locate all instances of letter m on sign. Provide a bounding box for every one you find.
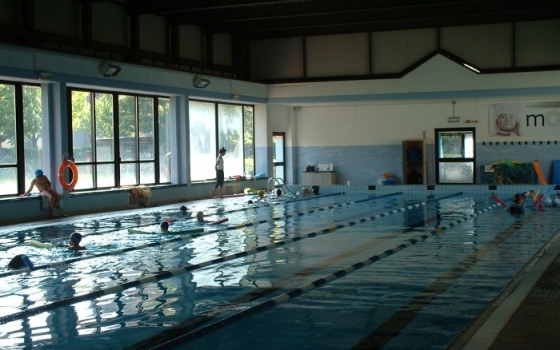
[526,114,544,127]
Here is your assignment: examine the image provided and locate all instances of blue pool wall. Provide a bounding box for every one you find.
[292,141,559,186]
[285,183,559,201]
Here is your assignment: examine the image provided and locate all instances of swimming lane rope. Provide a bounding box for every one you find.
[149,201,501,349]
[0,191,347,251]
[0,191,433,325]
[0,192,400,279]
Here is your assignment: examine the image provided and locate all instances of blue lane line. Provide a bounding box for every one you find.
[0,192,400,279]
[0,192,421,325]
[149,201,500,350]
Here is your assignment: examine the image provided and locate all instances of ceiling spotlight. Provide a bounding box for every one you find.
[101,63,121,77]
[193,77,210,89]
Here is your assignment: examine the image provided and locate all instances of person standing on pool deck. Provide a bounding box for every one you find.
[21,169,62,217]
[211,147,226,199]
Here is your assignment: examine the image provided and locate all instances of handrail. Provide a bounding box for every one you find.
[267,177,292,195]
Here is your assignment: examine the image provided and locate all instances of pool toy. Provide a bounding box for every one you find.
[534,185,555,207]
[244,188,265,194]
[532,160,548,185]
[128,226,204,234]
[28,240,53,249]
[222,193,246,198]
[492,195,507,207]
[210,218,229,225]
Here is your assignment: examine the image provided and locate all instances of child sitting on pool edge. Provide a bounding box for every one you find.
[508,193,525,214]
[57,232,86,250]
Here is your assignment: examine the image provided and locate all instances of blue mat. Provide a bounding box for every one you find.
[552,160,560,184]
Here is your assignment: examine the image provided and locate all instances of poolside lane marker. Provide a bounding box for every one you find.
[149,201,501,350]
[0,193,458,325]
[0,192,402,279]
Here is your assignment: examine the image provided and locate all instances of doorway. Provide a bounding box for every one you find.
[272,132,285,181]
[435,128,476,184]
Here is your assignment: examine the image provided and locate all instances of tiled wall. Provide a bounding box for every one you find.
[292,142,559,186]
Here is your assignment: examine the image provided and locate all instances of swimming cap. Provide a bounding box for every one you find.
[180,205,187,212]
[196,211,204,221]
[35,169,43,177]
[69,232,82,244]
[160,222,169,231]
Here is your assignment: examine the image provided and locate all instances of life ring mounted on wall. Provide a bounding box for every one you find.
[58,160,79,191]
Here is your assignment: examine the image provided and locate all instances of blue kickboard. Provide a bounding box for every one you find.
[553,160,560,184]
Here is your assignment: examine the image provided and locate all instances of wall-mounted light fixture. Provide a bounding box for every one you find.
[448,101,460,122]
[101,62,121,77]
[193,76,210,88]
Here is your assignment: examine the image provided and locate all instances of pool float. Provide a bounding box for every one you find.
[28,240,53,249]
[492,195,508,207]
[210,218,229,225]
[244,188,265,194]
[534,185,555,207]
[58,159,79,191]
[128,226,204,234]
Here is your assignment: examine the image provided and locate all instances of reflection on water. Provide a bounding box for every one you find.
[0,193,558,349]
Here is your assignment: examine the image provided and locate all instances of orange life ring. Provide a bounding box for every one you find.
[58,160,79,191]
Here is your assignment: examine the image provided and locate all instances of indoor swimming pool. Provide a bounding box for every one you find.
[0,187,559,349]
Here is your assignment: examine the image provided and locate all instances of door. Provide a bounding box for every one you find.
[435,128,476,184]
[272,132,285,180]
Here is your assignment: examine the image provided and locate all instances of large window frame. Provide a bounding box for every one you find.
[189,100,254,182]
[434,127,476,184]
[0,81,43,197]
[69,88,171,190]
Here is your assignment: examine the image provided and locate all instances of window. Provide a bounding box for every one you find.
[70,88,170,190]
[272,132,285,180]
[435,128,476,184]
[0,82,42,196]
[189,100,254,182]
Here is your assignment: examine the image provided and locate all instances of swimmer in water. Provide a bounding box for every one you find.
[7,254,34,269]
[508,193,525,214]
[58,232,86,250]
[196,211,205,222]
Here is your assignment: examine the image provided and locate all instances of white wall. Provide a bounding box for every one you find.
[268,54,560,146]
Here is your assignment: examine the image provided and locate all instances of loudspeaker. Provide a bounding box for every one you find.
[193,77,210,88]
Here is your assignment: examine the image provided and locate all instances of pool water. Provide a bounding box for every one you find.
[0,191,558,349]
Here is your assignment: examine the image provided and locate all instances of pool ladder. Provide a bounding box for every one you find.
[267,177,292,195]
